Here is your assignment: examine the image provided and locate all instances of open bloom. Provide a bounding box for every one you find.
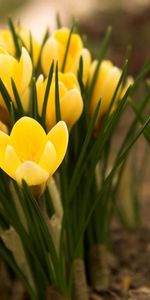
[36,72,83,130]
[0,47,32,124]
[0,27,40,67]
[41,27,91,84]
[89,60,133,128]
[0,117,68,186]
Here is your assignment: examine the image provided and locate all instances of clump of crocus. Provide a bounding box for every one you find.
[0,47,32,124]
[88,60,133,129]
[0,27,40,67]
[36,71,83,130]
[41,27,91,84]
[0,116,68,188]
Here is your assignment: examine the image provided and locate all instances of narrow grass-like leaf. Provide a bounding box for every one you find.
[130,101,150,143]
[0,240,36,299]
[22,181,66,292]
[68,100,101,201]
[35,27,50,75]
[8,17,21,57]
[55,63,61,122]
[73,115,150,258]
[61,24,74,72]
[56,12,62,28]
[0,78,12,111]
[11,78,24,116]
[77,56,85,95]
[41,61,54,125]
[29,31,33,63]
[10,102,16,125]
[32,77,38,119]
[130,59,150,94]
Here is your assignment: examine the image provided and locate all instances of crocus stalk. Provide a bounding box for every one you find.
[0,27,40,67]
[88,60,133,131]
[36,72,83,130]
[73,258,89,300]
[1,227,35,291]
[0,47,32,124]
[0,117,68,195]
[41,27,91,84]
[88,244,109,291]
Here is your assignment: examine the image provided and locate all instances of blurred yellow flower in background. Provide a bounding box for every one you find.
[0,117,68,186]
[0,27,40,67]
[0,47,32,124]
[36,72,83,130]
[41,27,91,84]
[89,60,133,128]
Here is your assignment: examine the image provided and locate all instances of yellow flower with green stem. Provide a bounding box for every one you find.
[0,26,40,67]
[0,117,68,187]
[41,27,91,84]
[36,71,83,131]
[0,47,32,124]
[89,60,133,129]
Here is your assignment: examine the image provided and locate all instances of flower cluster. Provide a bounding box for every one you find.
[0,25,132,189]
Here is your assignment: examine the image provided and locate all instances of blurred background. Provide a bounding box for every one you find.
[0,0,150,74]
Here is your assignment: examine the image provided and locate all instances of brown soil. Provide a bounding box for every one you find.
[91,228,150,299]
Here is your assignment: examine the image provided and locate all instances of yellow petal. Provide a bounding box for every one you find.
[47,121,68,172]
[89,60,113,117]
[77,48,91,84]
[15,161,49,186]
[45,81,68,129]
[60,89,83,129]
[36,74,45,115]
[0,30,15,55]
[41,37,59,76]
[39,140,57,175]
[13,47,32,93]
[0,131,9,165]
[10,117,47,162]
[60,72,80,90]
[99,66,121,114]
[18,28,40,67]
[54,28,83,58]
[0,52,16,106]
[4,145,21,178]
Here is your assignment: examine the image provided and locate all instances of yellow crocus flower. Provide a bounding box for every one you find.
[41,27,91,84]
[0,27,40,67]
[89,60,133,128]
[0,117,68,187]
[36,72,83,130]
[0,47,32,124]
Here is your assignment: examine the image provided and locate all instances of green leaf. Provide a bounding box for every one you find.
[68,100,101,202]
[41,61,54,126]
[61,24,74,72]
[56,12,62,28]
[0,78,12,111]
[8,17,21,58]
[55,63,61,122]
[31,77,38,119]
[11,78,24,116]
[10,101,16,125]
[0,240,36,299]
